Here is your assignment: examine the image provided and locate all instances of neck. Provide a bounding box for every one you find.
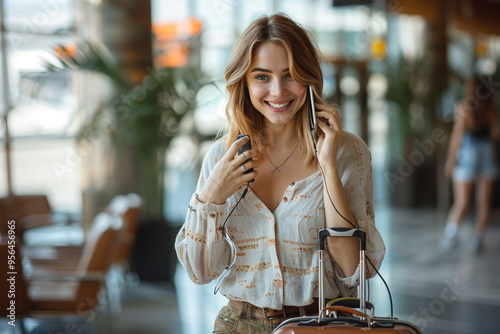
[262,121,298,149]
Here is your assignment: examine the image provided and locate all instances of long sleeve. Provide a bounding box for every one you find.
[174,133,385,308]
[175,141,232,285]
[325,132,385,294]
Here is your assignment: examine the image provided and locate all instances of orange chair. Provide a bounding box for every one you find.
[22,194,142,318]
[22,194,141,268]
[0,211,123,333]
[0,235,31,331]
[109,193,141,269]
[0,195,54,238]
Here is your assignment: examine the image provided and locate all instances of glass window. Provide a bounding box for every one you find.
[151,0,189,22]
[7,39,77,137]
[9,138,82,213]
[3,0,74,35]
[239,0,273,31]
[278,0,310,24]
[0,0,78,213]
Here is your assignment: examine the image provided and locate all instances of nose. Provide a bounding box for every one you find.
[270,78,287,97]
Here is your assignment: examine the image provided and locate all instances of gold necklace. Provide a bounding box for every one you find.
[265,141,299,173]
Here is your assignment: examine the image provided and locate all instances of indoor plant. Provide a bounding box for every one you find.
[46,42,204,222]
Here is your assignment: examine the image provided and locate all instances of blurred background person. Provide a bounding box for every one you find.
[440,76,499,253]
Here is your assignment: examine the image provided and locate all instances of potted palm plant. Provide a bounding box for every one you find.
[46,42,204,222]
[43,42,204,281]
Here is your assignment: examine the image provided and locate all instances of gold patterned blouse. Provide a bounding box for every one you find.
[175,130,385,310]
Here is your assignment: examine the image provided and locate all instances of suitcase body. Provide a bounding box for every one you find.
[273,315,422,333]
[272,228,422,334]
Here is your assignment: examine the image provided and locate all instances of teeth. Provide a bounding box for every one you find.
[268,101,291,108]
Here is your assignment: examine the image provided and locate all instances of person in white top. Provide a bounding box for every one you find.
[175,13,385,334]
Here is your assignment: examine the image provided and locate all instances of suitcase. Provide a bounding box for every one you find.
[272,228,423,334]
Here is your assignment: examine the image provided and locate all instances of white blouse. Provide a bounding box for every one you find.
[175,130,386,310]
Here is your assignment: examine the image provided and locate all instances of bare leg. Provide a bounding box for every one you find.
[474,177,495,235]
[439,180,474,251]
[447,180,474,225]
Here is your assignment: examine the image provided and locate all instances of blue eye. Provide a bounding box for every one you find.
[256,74,268,80]
[284,73,293,79]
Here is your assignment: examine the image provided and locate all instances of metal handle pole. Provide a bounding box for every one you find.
[318,249,325,322]
[359,249,366,316]
[318,228,367,321]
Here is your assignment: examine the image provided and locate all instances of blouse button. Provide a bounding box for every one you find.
[283,197,288,202]
[209,212,216,219]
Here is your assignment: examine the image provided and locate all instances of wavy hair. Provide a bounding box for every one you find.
[224,13,324,166]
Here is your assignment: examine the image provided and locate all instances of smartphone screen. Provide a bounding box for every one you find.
[308,86,317,144]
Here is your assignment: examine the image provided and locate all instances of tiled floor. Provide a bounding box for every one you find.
[2,209,500,334]
[369,206,500,334]
[170,205,500,334]
[9,207,500,333]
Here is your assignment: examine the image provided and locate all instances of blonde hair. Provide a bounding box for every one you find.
[224,13,324,166]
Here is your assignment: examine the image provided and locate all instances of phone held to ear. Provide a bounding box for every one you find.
[237,135,255,183]
[308,86,318,154]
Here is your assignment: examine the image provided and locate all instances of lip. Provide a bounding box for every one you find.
[265,100,294,112]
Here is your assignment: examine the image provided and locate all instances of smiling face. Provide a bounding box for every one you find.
[245,42,307,128]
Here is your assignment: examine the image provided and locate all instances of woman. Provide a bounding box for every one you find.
[440,76,499,253]
[175,13,385,333]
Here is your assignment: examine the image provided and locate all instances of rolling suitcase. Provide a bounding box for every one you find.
[273,228,423,334]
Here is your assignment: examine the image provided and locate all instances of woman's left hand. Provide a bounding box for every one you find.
[315,103,343,169]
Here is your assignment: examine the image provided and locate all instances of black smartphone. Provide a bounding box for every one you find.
[237,135,254,183]
[308,86,317,146]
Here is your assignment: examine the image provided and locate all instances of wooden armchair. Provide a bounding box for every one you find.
[0,195,54,238]
[0,211,123,333]
[109,193,141,268]
[22,194,142,318]
[22,193,141,268]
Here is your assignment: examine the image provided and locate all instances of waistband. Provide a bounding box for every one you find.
[228,299,327,320]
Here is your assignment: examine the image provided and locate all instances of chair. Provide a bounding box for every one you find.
[109,193,141,269]
[102,193,142,314]
[0,235,31,331]
[0,195,54,238]
[0,211,123,333]
[22,193,141,267]
[22,194,141,318]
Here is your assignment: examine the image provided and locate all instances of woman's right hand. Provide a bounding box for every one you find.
[197,136,259,205]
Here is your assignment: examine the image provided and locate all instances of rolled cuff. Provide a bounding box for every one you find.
[335,262,361,288]
[190,193,228,241]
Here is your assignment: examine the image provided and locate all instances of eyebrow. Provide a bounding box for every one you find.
[250,67,290,73]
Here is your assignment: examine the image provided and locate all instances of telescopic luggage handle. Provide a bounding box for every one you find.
[318,228,366,251]
[318,228,367,322]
